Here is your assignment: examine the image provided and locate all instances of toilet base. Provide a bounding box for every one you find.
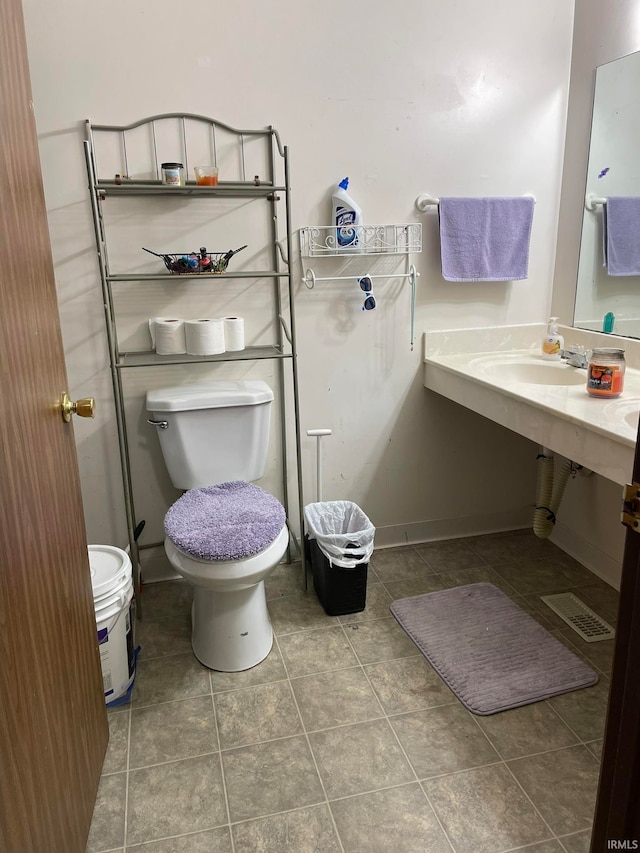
[191,581,273,671]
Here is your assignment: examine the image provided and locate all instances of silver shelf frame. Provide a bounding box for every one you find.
[107,270,289,282]
[117,346,291,369]
[96,183,285,199]
[84,114,307,608]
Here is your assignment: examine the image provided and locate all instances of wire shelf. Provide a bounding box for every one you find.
[299,223,422,258]
[141,245,246,274]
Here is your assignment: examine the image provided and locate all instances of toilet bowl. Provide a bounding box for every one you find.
[146,381,289,672]
[163,479,288,672]
[164,524,289,670]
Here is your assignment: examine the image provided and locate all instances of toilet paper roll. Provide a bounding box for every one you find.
[149,318,186,355]
[224,316,245,352]
[185,318,225,355]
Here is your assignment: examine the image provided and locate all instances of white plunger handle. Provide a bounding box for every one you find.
[306,429,332,502]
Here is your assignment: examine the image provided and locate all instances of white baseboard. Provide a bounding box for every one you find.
[139,509,621,593]
[551,521,622,591]
[373,506,533,549]
[138,508,533,584]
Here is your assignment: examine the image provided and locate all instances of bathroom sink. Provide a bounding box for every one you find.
[424,340,639,486]
[625,410,639,431]
[602,398,640,434]
[470,355,587,387]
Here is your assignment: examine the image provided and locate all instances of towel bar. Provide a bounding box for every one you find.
[303,266,418,288]
[415,193,536,213]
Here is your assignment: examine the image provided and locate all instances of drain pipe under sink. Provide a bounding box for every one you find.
[533,447,573,539]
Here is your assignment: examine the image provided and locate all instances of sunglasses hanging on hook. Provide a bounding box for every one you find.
[358,275,376,311]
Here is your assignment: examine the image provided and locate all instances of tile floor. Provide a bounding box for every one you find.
[87,529,618,853]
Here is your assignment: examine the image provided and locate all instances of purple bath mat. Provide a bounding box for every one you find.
[390,583,598,715]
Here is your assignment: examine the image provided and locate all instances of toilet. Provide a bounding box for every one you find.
[146,380,289,672]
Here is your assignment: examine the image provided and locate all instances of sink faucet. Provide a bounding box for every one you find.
[560,345,590,369]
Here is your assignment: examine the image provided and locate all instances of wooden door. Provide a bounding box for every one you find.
[591,450,640,848]
[0,0,108,851]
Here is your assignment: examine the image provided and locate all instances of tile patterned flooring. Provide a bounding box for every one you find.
[87,530,618,853]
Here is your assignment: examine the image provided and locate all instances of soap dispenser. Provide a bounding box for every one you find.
[541,317,564,361]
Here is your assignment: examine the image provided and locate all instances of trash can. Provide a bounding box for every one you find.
[304,501,375,616]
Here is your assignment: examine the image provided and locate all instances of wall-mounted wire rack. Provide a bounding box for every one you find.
[299,223,422,258]
[298,222,422,350]
[299,222,422,288]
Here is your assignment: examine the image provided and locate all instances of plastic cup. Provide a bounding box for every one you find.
[194,165,219,186]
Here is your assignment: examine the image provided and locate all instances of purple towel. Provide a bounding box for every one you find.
[439,197,534,282]
[164,481,286,561]
[603,197,640,276]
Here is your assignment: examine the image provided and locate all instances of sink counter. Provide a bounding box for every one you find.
[424,348,640,485]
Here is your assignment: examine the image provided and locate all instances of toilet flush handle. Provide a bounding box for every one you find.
[147,419,168,430]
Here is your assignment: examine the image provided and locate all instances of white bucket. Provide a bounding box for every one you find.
[90,545,131,597]
[93,569,131,607]
[89,545,136,704]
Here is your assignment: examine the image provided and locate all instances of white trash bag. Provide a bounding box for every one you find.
[304,500,375,568]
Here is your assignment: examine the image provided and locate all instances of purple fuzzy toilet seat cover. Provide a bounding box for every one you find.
[164,481,286,561]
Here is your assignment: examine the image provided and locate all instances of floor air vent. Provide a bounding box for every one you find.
[540,593,616,643]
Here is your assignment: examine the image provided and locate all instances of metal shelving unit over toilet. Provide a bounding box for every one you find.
[84,114,306,608]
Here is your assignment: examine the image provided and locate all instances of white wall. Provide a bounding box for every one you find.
[550,0,640,587]
[22,0,574,557]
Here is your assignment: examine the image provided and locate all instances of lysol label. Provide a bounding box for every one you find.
[336,206,358,247]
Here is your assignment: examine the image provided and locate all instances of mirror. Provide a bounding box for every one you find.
[574,49,640,339]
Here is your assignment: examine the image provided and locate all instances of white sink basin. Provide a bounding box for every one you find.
[603,398,640,433]
[469,355,587,387]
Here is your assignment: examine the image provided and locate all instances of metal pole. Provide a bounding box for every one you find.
[307,429,332,502]
[84,132,143,614]
[283,145,308,590]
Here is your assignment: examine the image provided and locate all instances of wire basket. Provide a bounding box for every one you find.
[142,245,247,274]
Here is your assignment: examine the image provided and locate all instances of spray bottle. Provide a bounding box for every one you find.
[332,177,363,251]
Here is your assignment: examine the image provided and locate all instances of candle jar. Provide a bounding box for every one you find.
[161,162,185,186]
[586,347,626,397]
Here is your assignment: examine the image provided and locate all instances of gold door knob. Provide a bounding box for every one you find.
[60,392,95,423]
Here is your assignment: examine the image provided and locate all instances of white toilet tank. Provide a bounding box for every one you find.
[146,380,274,489]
